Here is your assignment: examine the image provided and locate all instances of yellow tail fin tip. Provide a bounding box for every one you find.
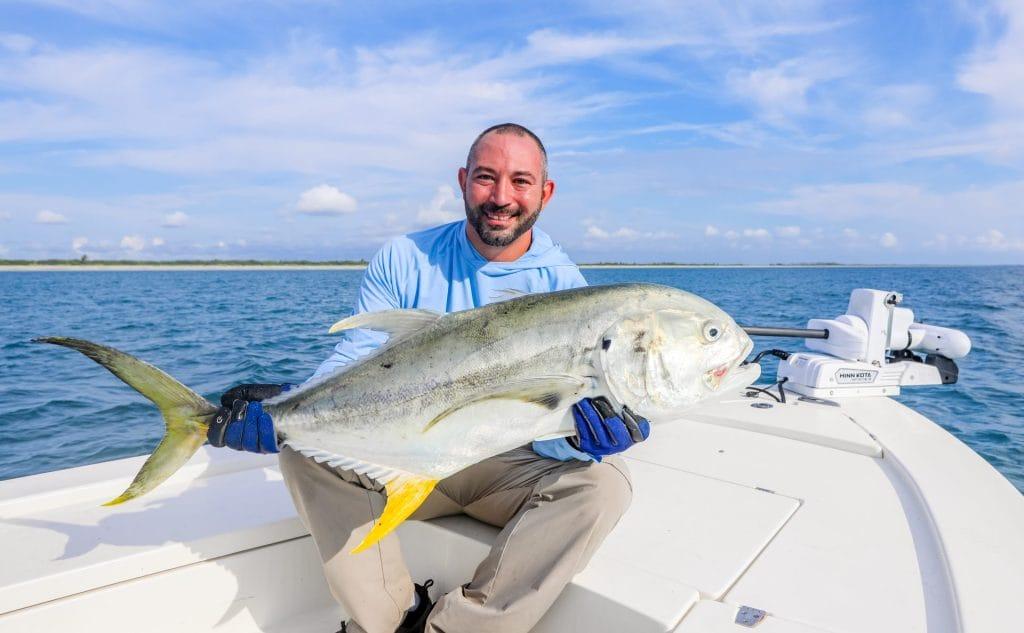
[350,476,438,554]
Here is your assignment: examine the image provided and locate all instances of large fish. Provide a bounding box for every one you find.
[37,283,756,552]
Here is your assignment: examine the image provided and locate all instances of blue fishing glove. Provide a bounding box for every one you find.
[570,397,651,461]
[207,383,292,454]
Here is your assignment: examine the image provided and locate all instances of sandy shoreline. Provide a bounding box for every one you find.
[0,264,369,271]
[0,263,967,271]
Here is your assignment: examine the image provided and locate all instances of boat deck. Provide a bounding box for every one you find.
[1,392,1021,632]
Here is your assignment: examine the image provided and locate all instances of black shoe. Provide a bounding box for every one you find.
[336,580,434,633]
[395,579,435,633]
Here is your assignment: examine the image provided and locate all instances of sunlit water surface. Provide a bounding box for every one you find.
[1,266,1021,491]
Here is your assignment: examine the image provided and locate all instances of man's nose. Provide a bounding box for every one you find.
[490,177,513,207]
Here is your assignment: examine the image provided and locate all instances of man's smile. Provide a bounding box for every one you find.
[483,207,519,229]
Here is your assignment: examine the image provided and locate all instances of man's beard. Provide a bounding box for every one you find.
[465,200,542,247]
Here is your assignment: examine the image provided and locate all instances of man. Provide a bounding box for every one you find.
[210,123,650,633]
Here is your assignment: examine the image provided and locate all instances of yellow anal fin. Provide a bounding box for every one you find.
[350,476,438,554]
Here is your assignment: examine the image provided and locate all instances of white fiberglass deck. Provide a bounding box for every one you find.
[0,392,1021,633]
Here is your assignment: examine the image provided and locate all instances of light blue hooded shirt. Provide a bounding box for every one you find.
[310,220,593,462]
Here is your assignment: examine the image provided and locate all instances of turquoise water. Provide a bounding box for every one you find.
[1,267,1022,490]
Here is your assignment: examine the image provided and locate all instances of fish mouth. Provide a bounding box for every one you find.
[704,338,754,390]
[704,363,731,390]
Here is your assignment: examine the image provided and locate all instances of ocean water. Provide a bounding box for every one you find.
[1,266,1022,491]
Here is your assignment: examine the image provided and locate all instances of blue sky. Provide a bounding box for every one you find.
[1,0,1022,264]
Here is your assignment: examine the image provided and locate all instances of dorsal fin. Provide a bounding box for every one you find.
[489,288,530,302]
[328,309,442,338]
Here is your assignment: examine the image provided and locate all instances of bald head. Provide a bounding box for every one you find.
[466,123,548,181]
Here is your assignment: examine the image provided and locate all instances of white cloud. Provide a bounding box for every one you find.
[842,228,859,239]
[71,236,88,251]
[0,33,34,54]
[760,182,925,218]
[727,57,848,124]
[151,236,165,246]
[862,84,931,130]
[775,225,801,237]
[763,180,1024,234]
[120,234,145,251]
[880,232,898,248]
[958,1,1024,112]
[416,185,462,225]
[975,228,1024,251]
[524,29,682,62]
[743,228,771,239]
[35,209,68,224]
[585,224,676,241]
[724,230,739,241]
[704,224,720,236]
[296,184,358,215]
[161,211,188,227]
[0,37,615,175]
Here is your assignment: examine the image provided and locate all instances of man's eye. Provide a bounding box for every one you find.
[514,179,530,186]
[476,175,494,182]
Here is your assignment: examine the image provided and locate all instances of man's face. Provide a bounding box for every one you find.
[459,133,554,247]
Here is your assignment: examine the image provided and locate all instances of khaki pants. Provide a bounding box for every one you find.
[279,445,633,633]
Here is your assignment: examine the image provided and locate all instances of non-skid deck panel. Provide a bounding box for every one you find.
[0,449,301,615]
[604,460,799,600]
[0,534,337,633]
[0,516,700,633]
[673,600,835,633]
[683,395,882,458]
[627,412,932,633]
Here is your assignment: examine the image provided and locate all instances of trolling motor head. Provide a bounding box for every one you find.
[776,289,971,398]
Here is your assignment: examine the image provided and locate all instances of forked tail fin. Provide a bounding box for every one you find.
[34,337,218,505]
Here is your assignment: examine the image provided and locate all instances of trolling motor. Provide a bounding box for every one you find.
[742,289,971,398]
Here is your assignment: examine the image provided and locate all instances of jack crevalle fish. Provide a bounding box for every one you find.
[37,283,756,552]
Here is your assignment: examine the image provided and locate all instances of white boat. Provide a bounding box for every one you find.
[1,289,1021,632]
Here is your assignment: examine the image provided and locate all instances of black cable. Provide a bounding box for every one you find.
[744,384,782,403]
[743,348,792,366]
[742,349,793,403]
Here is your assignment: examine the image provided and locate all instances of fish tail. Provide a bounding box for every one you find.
[34,337,218,505]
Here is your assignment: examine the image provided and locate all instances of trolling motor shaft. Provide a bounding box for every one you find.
[741,326,829,339]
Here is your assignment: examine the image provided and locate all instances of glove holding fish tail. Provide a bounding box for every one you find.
[570,396,651,461]
[219,383,292,407]
[208,383,293,453]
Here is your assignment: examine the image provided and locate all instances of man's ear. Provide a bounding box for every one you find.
[458,167,468,194]
[541,178,556,209]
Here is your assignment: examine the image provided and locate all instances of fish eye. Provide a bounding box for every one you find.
[702,321,723,342]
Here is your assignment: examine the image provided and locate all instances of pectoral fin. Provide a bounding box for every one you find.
[423,374,590,433]
[351,475,438,554]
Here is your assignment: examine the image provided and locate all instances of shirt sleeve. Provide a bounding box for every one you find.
[532,262,593,461]
[308,244,402,381]
[532,435,595,462]
[560,266,588,290]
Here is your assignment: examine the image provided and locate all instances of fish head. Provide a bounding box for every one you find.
[598,289,755,420]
